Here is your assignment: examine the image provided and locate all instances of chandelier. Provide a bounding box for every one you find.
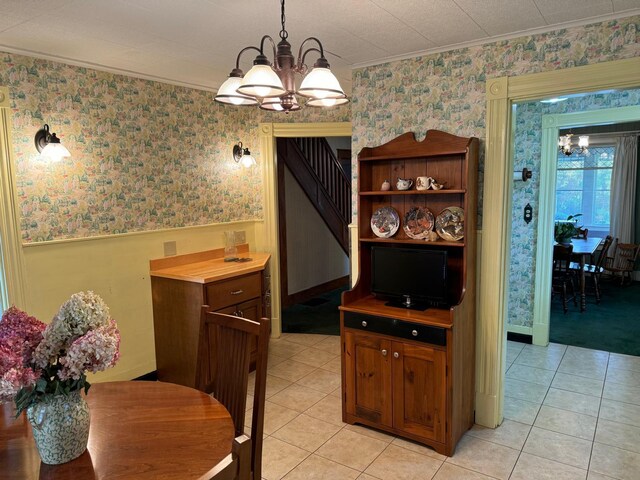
[214,0,348,112]
[558,133,589,156]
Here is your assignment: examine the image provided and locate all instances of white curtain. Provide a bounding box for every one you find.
[610,135,638,244]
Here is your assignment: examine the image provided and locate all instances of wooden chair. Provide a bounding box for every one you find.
[552,244,577,313]
[571,235,613,303]
[196,308,270,480]
[603,241,640,285]
[198,435,251,480]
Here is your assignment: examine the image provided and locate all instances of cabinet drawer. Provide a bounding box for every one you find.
[344,312,446,346]
[205,272,261,310]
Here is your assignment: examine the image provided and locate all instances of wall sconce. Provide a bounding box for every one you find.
[514,167,533,182]
[232,142,256,167]
[34,124,71,162]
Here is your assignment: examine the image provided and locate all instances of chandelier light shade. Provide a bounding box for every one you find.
[34,124,71,162]
[558,133,589,156]
[214,0,348,113]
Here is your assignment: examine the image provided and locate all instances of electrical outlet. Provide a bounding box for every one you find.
[163,241,177,256]
[234,230,246,245]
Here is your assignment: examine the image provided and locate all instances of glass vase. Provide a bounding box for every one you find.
[26,390,90,464]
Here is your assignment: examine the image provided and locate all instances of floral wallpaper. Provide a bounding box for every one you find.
[352,16,639,329]
[0,52,349,243]
[508,88,640,328]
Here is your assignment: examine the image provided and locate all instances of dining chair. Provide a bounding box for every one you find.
[196,308,270,480]
[552,244,577,313]
[198,434,251,480]
[571,235,613,303]
[603,241,640,285]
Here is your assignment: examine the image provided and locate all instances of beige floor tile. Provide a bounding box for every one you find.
[510,452,587,480]
[603,381,640,406]
[609,353,640,373]
[268,352,290,368]
[599,398,640,428]
[391,437,446,461]
[551,372,604,397]
[504,377,549,403]
[523,427,592,470]
[590,442,640,480]
[269,340,310,359]
[281,333,329,347]
[534,405,597,441]
[313,335,342,355]
[446,434,519,480]
[304,395,345,427]
[272,414,343,452]
[329,386,342,398]
[433,463,496,479]
[564,346,609,362]
[269,384,327,412]
[261,436,310,480]
[262,401,301,435]
[290,347,340,368]
[356,474,380,480]
[606,366,640,387]
[506,363,556,386]
[268,359,319,382]
[253,374,294,399]
[316,429,388,471]
[503,395,542,425]
[467,419,531,449]
[344,423,395,443]
[544,388,601,417]
[364,444,442,480]
[514,344,565,371]
[587,472,616,480]
[319,356,342,374]
[296,369,342,394]
[595,419,640,454]
[283,454,360,480]
[558,356,607,380]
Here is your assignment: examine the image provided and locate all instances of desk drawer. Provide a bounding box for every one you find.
[205,272,261,310]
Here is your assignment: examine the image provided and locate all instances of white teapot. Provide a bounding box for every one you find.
[396,177,413,191]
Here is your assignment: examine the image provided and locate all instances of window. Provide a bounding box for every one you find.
[555,145,615,236]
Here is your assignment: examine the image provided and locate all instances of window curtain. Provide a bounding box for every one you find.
[610,135,638,244]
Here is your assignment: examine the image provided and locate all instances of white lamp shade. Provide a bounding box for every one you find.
[41,142,70,162]
[237,64,286,98]
[578,136,589,148]
[215,76,258,106]
[240,152,257,167]
[298,67,346,99]
[260,95,301,112]
[305,96,349,108]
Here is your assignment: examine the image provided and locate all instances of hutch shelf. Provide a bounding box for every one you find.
[340,130,478,456]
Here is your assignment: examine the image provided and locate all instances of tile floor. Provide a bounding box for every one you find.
[247,333,640,480]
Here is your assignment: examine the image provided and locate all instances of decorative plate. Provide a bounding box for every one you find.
[403,206,434,240]
[435,206,465,241]
[371,206,400,238]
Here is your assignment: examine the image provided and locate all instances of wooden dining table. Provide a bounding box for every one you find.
[570,237,602,312]
[0,381,234,480]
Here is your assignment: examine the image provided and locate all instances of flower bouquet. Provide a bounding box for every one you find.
[0,291,120,464]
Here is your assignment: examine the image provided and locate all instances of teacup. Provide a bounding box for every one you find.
[416,176,433,191]
[396,177,413,190]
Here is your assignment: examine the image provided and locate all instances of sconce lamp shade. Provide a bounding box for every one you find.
[298,67,347,99]
[34,124,71,161]
[233,142,256,168]
[237,64,286,98]
[215,75,259,106]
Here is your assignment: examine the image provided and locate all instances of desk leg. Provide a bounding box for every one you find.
[580,255,586,312]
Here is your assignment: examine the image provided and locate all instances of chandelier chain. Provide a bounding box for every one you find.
[279,0,288,40]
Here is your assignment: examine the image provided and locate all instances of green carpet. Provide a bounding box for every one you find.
[281,287,346,335]
[549,279,640,356]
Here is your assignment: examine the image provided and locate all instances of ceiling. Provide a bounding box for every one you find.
[0,0,638,95]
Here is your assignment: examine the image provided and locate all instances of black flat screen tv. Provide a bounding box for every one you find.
[371,246,448,310]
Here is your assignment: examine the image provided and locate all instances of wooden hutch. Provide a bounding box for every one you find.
[340,130,478,456]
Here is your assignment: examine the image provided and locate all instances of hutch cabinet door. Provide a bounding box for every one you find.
[391,342,447,442]
[344,330,393,427]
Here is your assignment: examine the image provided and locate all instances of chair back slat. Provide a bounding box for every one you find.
[553,244,573,273]
[594,235,613,270]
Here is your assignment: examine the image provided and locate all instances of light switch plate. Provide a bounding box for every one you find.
[163,241,177,256]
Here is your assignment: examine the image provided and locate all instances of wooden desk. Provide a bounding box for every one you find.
[0,381,234,480]
[571,237,602,312]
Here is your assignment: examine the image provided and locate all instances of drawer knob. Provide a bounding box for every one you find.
[412,329,418,337]
[230,289,244,295]
[381,349,387,356]
[393,352,399,359]
[361,321,367,327]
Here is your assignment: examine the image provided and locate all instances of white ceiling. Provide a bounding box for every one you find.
[0,0,638,95]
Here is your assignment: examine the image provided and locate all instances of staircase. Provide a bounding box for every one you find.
[277,137,351,254]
